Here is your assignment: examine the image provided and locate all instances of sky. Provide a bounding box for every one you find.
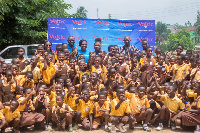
[64,0,200,25]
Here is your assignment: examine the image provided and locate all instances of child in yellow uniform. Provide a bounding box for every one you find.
[75,89,94,130]
[156,84,185,131]
[125,85,152,132]
[21,56,41,84]
[20,71,34,88]
[33,86,50,130]
[92,92,110,131]
[15,86,23,100]
[2,100,21,133]
[17,47,28,71]
[109,87,135,133]
[52,94,74,131]
[2,70,16,103]
[18,87,45,127]
[40,53,56,84]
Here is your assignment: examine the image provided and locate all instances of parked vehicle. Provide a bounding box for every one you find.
[0,44,40,63]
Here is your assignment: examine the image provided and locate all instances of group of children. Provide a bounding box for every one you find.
[0,36,199,133]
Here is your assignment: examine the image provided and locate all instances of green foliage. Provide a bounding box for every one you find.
[155,21,170,45]
[0,0,79,48]
[162,29,195,52]
[76,6,88,18]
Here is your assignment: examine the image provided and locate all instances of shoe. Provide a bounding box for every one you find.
[111,125,116,133]
[117,123,125,133]
[156,125,163,131]
[194,130,200,133]
[104,127,110,132]
[45,125,48,130]
[171,125,176,130]
[73,124,79,130]
[69,125,73,132]
[108,122,112,127]
[143,126,151,132]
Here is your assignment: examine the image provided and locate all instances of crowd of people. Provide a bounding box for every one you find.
[0,35,199,133]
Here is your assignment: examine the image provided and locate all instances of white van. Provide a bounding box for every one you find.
[0,44,40,63]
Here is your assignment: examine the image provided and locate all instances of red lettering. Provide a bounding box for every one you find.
[50,19,65,24]
[49,34,65,40]
[138,22,154,27]
[117,21,133,26]
[95,20,110,25]
[138,37,153,42]
[73,35,86,40]
[94,36,109,40]
[72,20,87,24]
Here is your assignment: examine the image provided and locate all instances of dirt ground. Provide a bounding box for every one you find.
[5,124,194,133]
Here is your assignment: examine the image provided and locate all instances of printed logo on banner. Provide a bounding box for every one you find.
[50,19,65,24]
[48,17,155,52]
[95,20,110,25]
[138,37,153,42]
[117,21,133,26]
[72,20,88,25]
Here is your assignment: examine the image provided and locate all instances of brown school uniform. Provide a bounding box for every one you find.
[179,95,200,126]
[140,56,156,86]
[2,79,16,103]
[18,97,45,126]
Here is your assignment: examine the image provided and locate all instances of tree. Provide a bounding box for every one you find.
[165,29,195,51]
[155,21,171,45]
[76,6,88,18]
[0,0,80,48]
[174,23,186,30]
[185,21,192,27]
[195,10,200,36]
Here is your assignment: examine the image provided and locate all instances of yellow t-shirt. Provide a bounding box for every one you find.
[3,106,20,122]
[191,68,200,82]
[20,78,34,88]
[18,97,35,112]
[109,97,131,117]
[160,94,185,113]
[125,92,150,114]
[52,103,73,114]
[40,63,56,84]
[77,99,94,118]
[48,91,57,108]
[173,63,190,81]
[22,65,41,84]
[64,95,78,111]
[94,101,110,117]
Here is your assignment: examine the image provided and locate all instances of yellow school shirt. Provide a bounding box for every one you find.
[197,96,200,108]
[52,103,73,114]
[140,56,156,66]
[77,70,90,82]
[94,101,110,118]
[3,79,16,92]
[40,63,56,84]
[191,68,200,82]
[18,97,35,112]
[173,63,189,81]
[91,83,105,92]
[160,94,185,113]
[65,95,78,111]
[48,91,57,108]
[109,97,131,117]
[3,106,20,122]
[125,92,150,114]
[22,65,41,84]
[20,78,34,88]
[77,99,94,118]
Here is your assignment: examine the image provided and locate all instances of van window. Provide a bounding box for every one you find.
[1,47,20,59]
[27,46,37,58]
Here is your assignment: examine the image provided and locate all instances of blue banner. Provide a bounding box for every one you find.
[48,17,155,52]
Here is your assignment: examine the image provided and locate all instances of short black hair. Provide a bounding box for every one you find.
[100,88,108,92]
[79,39,87,47]
[57,52,65,56]
[23,87,31,93]
[177,54,185,60]
[177,44,184,49]
[98,92,106,98]
[18,47,25,52]
[137,85,145,90]
[91,72,99,78]
[95,38,101,43]
[57,94,64,99]
[108,45,114,51]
